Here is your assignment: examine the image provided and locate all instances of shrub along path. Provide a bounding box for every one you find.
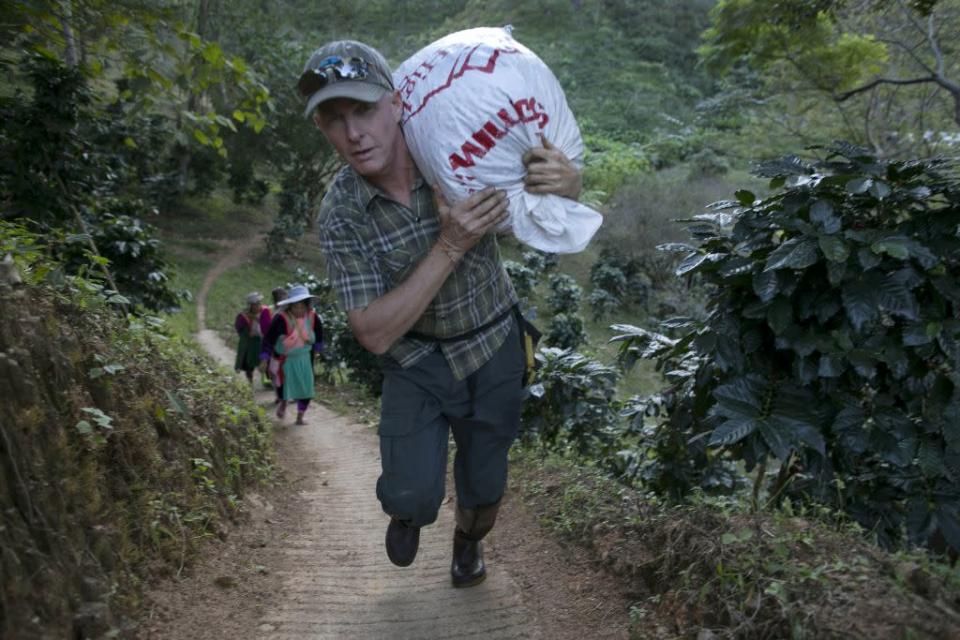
[139,240,635,639]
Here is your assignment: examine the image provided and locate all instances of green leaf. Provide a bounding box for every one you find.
[752,270,780,303]
[818,354,844,378]
[718,256,754,278]
[232,109,246,122]
[766,298,793,334]
[827,260,847,286]
[709,417,759,447]
[735,190,755,206]
[870,181,891,200]
[810,200,841,234]
[758,419,790,460]
[676,252,722,276]
[857,247,882,270]
[871,236,910,260]
[917,440,946,478]
[75,420,93,435]
[834,406,868,454]
[193,128,211,145]
[166,390,189,415]
[877,276,919,321]
[201,42,224,64]
[713,376,765,418]
[846,177,873,194]
[764,238,819,272]
[903,324,933,346]
[847,350,877,378]
[818,235,849,262]
[841,275,880,331]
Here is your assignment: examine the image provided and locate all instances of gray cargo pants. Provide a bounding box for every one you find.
[376,319,525,537]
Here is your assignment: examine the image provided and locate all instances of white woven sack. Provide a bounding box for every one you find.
[394,26,602,254]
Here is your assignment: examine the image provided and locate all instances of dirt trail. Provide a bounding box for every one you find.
[140,242,632,640]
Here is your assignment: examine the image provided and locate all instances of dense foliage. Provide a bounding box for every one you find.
[521,348,621,460]
[588,248,651,320]
[545,273,587,350]
[0,223,272,638]
[616,144,960,553]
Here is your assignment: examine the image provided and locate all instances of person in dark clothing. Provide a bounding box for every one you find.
[303,40,580,587]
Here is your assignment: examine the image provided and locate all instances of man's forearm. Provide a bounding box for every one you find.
[348,242,460,354]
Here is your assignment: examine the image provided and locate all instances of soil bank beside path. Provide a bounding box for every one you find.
[138,241,634,640]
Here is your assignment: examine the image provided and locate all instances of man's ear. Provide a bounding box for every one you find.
[391,90,403,122]
[312,110,324,129]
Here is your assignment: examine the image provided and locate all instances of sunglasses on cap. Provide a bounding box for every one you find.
[297,56,371,98]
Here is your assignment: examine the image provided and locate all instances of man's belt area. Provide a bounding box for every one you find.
[404,306,515,343]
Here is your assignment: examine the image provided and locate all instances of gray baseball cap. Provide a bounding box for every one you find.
[298,40,394,118]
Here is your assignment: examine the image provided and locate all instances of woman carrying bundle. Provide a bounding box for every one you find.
[234,292,269,386]
[260,284,324,425]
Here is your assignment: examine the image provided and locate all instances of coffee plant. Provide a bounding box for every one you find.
[587,287,621,320]
[587,248,651,320]
[522,249,558,276]
[546,273,583,315]
[545,273,587,350]
[504,260,538,299]
[521,348,622,460]
[545,312,587,351]
[614,143,960,553]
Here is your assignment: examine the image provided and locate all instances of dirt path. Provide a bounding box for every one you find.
[139,243,633,640]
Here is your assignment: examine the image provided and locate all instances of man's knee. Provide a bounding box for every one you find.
[377,480,444,528]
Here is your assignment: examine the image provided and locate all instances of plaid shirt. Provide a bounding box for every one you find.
[318,166,518,380]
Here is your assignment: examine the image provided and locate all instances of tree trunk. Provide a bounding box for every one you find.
[61,0,78,68]
[176,0,222,196]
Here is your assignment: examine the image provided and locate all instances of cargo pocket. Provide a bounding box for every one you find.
[378,364,440,437]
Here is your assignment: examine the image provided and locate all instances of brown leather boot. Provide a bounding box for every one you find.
[451,501,500,587]
[451,528,485,588]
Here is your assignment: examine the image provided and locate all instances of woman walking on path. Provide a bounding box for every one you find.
[261,284,323,425]
[234,292,268,386]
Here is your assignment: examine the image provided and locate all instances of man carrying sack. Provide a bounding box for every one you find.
[301,39,579,587]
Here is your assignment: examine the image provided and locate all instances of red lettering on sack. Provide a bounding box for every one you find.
[472,129,497,151]
[483,122,508,140]
[446,96,551,172]
[449,140,488,170]
[496,108,521,128]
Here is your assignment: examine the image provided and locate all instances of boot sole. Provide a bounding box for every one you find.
[451,571,487,588]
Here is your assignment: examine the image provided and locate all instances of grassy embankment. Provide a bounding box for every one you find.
[0,231,274,639]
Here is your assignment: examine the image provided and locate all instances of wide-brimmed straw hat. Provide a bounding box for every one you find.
[277,284,316,307]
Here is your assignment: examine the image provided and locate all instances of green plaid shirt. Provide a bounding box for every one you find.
[318,166,518,380]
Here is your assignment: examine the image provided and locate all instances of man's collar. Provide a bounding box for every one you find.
[352,169,381,209]
[349,166,427,210]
